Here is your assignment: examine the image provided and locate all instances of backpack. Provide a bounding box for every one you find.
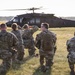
[41,31,53,51]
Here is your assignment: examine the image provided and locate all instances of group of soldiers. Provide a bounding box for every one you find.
[0,22,75,75]
[0,23,39,75]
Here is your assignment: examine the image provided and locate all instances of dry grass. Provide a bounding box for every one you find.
[1,27,75,75]
[0,21,6,24]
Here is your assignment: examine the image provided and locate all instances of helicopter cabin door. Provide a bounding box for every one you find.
[29,18,41,27]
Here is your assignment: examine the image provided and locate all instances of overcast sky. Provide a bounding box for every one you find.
[0,0,75,17]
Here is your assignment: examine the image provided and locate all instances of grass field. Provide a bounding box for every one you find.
[0,21,7,24]
[2,27,75,75]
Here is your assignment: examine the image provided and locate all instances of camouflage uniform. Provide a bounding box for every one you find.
[35,30,57,69]
[18,25,24,36]
[0,30,18,73]
[22,25,38,56]
[50,31,57,54]
[11,30,24,60]
[66,36,75,74]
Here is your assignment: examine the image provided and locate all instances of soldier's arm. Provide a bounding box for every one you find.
[30,25,39,34]
[51,32,57,44]
[35,34,41,49]
[18,31,23,45]
[22,30,25,39]
[66,40,70,52]
[12,33,19,48]
[8,32,19,53]
[51,32,57,53]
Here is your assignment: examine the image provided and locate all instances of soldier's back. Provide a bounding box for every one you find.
[38,30,54,51]
[11,30,23,44]
[22,29,33,39]
[0,31,15,49]
[67,36,75,49]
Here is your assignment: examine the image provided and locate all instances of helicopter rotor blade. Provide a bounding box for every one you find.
[0,7,43,14]
[0,9,28,11]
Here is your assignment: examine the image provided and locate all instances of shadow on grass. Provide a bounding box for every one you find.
[12,55,34,70]
[32,66,52,75]
[0,56,34,75]
[0,65,10,75]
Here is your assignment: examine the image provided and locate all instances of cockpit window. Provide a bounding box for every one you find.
[9,17,14,21]
[12,17,18,22]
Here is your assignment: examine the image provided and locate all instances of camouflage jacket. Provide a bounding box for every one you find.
[22,25,39,40]
[66,36,75,52]
[11,30,23,45]
[66,36,75,63]
[35,29,57,50]
[0,30,18,51]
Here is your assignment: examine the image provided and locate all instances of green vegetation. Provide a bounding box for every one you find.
[5,27,75,75]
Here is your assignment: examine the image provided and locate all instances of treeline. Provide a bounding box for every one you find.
[62,17,75,21]
[0,16,13,21]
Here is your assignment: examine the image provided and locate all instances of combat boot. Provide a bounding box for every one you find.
[46,60,53,68]
[40,65,47,72]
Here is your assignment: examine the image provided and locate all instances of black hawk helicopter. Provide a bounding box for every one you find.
[2,7,75,27]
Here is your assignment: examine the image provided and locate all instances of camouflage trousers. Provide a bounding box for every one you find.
[67,52,75,72]
[23,40,36,56]
[0,50,12,74]
[17,45,24,61]
[39,50,54,68]
[27,46,36,56]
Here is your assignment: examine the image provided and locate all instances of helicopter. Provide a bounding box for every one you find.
[3,7,75,27]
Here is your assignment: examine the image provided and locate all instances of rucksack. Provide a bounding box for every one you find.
[41,31,53,51]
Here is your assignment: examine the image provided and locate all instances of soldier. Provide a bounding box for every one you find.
[22,24,39,56]
[35,23,57,72]
[11,23,24,61]
[18,25,24,35]
[0,23,18,74]
[66,36,75,75]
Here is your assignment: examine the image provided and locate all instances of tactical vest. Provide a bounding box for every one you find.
[41,31,53,51]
